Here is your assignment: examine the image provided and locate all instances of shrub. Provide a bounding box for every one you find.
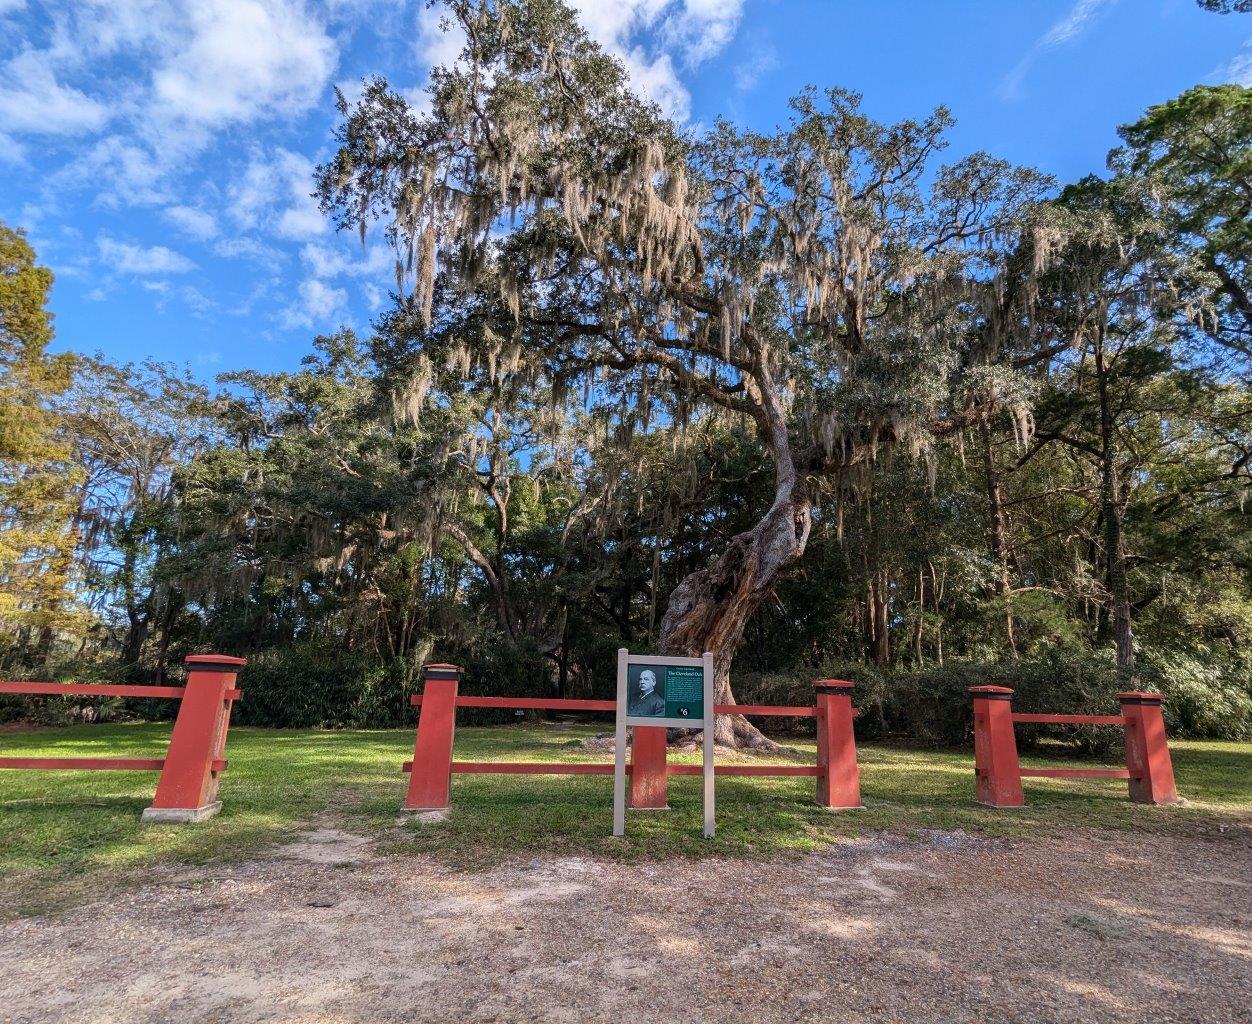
[233,643,413,729]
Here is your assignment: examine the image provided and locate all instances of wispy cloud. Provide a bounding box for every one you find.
[98,235,197,275]
[735,44,777,93]
[1215,37,1252,86]
[280,276,347,330]
[998,0,1115,101]
[3,0,744,340]
[164,205,219,241]
[0,50,110,135]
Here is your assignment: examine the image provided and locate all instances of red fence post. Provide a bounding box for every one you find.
[970,685,1024,808]
[815,680,862,809]
[1118,692,1179,805]
[629,726,669,809]
[404,663,460,812]
[143,654,245,823]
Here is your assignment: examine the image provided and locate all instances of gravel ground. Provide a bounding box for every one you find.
[1,826,1249,1024]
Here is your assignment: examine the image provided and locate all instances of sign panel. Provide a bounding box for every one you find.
[626,663,705,721]
[613,649,715,839]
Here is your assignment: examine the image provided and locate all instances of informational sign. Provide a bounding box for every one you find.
[613,649,715,839]
[625,663,705,721]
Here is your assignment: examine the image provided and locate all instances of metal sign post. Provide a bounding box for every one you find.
[613,649,716,839]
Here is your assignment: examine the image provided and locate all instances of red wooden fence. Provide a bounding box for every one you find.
[402,664,862,813]
[970,685,1179,807]
[0,654,245,822]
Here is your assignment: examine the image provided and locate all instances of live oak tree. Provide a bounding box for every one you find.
[317,0,1048,744]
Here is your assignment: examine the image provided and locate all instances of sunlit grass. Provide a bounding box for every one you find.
[1,722,1247,919]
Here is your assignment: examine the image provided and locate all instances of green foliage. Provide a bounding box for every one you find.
[0,222,85,660]
[232,642,413,729]
[1114,84,1252,363]
[737,646,1252,751]
[1196,0,1252,14]
[1,23,1249,751]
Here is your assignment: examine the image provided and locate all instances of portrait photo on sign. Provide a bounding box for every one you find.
[627,665,666,717]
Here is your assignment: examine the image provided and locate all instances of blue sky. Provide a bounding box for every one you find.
[1,0,1246,380]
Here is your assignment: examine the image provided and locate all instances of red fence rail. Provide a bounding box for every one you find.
[969,686,1179,807]
[402,664,862,814]
[0,654,246,823]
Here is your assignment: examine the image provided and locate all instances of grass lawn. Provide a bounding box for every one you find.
[1,720,1249,920]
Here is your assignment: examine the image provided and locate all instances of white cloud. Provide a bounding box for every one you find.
[164,205,219,240]
[564,0,745,118]
[98,236,197,274]
[735,44,776,93]
[276,200,326,241]
[280,277,347,329]
[1217,38,1252,87]
[4,1,339,213]
[998,0,1115,101]
[1040,0,1107,47]
[0,50,110,135]
[213,236,286,271]
[0,132,25,164]
[661,0,743,66]
[56,135,180,208]
[150,0,336,130]
[180,284,215,315]
[0,0,28,13]
[229,148,327,241]
[619,48,690,120]
[300,240,393,279]
[416,2,467,69]
[296,240,393,325]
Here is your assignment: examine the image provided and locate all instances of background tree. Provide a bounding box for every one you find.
[0,223,83,666]
[64,357,213,675]
[1113,85,1252,366]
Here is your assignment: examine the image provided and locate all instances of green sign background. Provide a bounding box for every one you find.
[663,665,704,720]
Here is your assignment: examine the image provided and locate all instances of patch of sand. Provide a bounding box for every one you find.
[1,829,1249,1023]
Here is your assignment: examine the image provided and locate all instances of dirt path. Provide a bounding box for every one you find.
[1,827,1249,1023]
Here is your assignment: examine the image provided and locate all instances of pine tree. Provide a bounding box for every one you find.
[0,223,85,664]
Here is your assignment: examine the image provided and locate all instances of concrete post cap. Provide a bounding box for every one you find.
[423,663,462,676]
[1117,691,1165,704]
[184,654,247,667]
[969,685,1014,695]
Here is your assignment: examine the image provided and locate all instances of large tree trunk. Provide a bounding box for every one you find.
[866,570,890,666]
[1095,327,1135,676]
[657,484,812,749]
[980,419,1017,658]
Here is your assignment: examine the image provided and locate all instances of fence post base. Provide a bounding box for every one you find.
[970,685,1024,808]
[815,680,862,809]
[1119,692,1180,805]
[404,663,461,811]
[141,801,222,824]
[144,654,245,824]
[629,726,669,809]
